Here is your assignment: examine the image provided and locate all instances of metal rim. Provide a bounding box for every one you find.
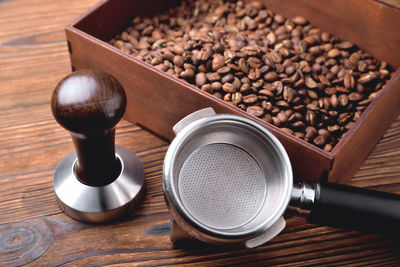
[53,145,145,223]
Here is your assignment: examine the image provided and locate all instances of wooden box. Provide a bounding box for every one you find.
[65,0,400,183]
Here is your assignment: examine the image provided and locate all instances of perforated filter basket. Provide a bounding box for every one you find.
[163,108,293,247]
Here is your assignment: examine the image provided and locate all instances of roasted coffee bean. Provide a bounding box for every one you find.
[285,65,296,75]
[277,111,288,124]
[368,91,381,101]
[318,129,331,140]
[240,83,251,93]
[285,109,294,117]
[316,75,328,87]
[274,81,284,95]
[328,124,340,133]
[268,51,282,63]
[325,87,337,95]
[212,54,225,71]
[184,63,196,71]
[246,105,264,117]
[338,112,352,125]
[197,49,212,61]
[292,120,305,129]
[336,86,350,93]
[154,63,168,72]
[259,89,274,98]
[231,92,243,105]
[348,92,363,101]
[207,72,221,82]
[338,94,349,107]
[293,78,304,88]
[321,32,331,42]
[323,144,333,152]
[243,94,258,104]
[288,112,301,122]
[305,126,317,140]
[261,101,273,111]
[307,90,318,99]
[276,100,290,109]
[238,58,249,73]
[305,76,318,89]
[344,74,355,89]
[283,87,296,102]
[201,84,212,93]
[264,71,278,82]
[292,16,307,25]
[232,77,241,89]
[266,31,277,45]
[321,97,330,110]
[291,28,302,38]
[327,96,338,110]
[180,69,194,80]
[358,71,377,84]
[173,55,184,67]
[207,83,219,92]
[274,14,286,24]
[195,73,207,87]
[112,0,393,150]
[272,116,281,127]
[237,104,246,110]
[330,65,340,75]
[271,106,280,115]
[306,103,318,111]
[249,68,261,80]
[223,93,231,102]
[313,135,326,146]
[221,73,234,84]
[172,45,184,55]
[217,66,231,75]
[337,41,354,50]
[305,110,316,125]
[327,48,341,58]
[150,56,162,66]
[222,83,236,93]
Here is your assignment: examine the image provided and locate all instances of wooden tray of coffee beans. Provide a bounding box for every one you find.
[66,0,400,183]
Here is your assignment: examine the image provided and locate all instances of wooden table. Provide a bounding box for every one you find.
[1,0,400,266]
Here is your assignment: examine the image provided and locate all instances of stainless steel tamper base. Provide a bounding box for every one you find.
[53,145,144,223]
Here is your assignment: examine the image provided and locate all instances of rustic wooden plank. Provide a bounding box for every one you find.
[12,214,395,266]
[1,211,395,267]
[0,137,168,224]
[0,0,400,266]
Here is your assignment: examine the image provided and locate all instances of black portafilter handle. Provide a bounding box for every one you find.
[51,70,126,186]
[305,182,400,237]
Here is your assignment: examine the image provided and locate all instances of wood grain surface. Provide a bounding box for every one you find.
[0,0,400,266]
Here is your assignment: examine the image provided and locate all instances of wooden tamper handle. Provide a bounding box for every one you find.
[51,70,144,223]
[51,70,125,186]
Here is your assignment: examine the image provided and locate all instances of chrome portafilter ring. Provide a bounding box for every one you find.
[163,108,293,246]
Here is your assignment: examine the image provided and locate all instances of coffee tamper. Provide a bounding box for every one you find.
[51,70,144,223]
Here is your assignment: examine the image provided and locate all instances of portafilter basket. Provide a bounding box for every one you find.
[163,108,400,248]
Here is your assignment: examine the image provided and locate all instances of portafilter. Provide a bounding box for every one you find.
[163,108,400,248]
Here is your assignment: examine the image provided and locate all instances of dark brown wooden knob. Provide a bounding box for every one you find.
[51,70,126,186]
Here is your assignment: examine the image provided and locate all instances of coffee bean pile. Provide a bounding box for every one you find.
[110,0,393,151]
